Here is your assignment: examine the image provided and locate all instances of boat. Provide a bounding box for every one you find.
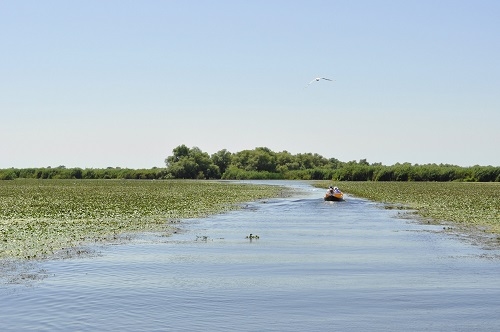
[324,191,344,201]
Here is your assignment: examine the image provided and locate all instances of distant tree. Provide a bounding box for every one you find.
[230,147,277,172]
[328,157,343,169]
[295,153,328,169]
[211,149,232,175]
[171,144,190,161]
[0,169,16,180]
[276,150,297,173]
[230,149,254,171]
[189,147,220,179]
[250,147,277,172]
[358,158,370,166]
[70,168,83,179]
[82,169,97,179]
[165,145,220,179]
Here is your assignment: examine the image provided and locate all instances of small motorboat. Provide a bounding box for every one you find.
[324,186,344,201]
[324,192,344,201]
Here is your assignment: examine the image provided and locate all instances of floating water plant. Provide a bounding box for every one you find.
[0,179,289,259]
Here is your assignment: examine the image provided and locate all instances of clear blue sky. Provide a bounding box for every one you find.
[1,1,499,168]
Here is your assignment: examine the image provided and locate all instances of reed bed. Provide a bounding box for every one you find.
[0,179,288,259]
[315,181,500,233]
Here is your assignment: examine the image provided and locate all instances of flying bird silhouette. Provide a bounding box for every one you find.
[306,77,334,87]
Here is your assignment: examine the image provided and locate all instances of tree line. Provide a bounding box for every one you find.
[0,166,166,181]
[2,144,499,182]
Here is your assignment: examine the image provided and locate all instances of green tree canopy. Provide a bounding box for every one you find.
[2,145,498,182]
[165,145,220,179]
[211,149,232,175]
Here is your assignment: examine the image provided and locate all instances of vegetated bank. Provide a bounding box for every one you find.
[0,179,291,260]
[2,145,500,182]
[314,181,500,236]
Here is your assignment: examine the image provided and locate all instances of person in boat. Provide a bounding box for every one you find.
[327,186,342,196]
[326,186,334,195]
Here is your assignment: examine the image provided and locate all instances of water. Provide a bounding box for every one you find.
[1,181,500,331]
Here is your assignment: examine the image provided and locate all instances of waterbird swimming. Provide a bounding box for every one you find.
[245,233,259,239]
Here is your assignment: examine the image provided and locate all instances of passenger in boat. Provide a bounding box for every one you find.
[326,186,334,195]
[333,186,341,194]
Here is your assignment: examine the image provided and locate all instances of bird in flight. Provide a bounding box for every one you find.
[306,77,334,87]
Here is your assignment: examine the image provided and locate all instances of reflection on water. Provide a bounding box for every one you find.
[1,181,500,331]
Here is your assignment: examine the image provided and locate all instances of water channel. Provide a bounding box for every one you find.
[1,181,500,331]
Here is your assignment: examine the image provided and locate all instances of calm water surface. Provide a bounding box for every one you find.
[1,181,500,331]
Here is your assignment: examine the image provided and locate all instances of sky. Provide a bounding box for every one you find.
[1,0,499,169]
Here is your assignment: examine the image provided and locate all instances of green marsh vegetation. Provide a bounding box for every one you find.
[2,144,499,258]
[0,179,289,260]
[315,181,500,235]
[2,145,499,182]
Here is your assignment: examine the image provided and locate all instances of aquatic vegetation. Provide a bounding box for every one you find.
[0,179,288,259]
[315,181,500,233]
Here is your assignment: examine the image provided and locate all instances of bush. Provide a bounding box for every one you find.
[0,170,16,180]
